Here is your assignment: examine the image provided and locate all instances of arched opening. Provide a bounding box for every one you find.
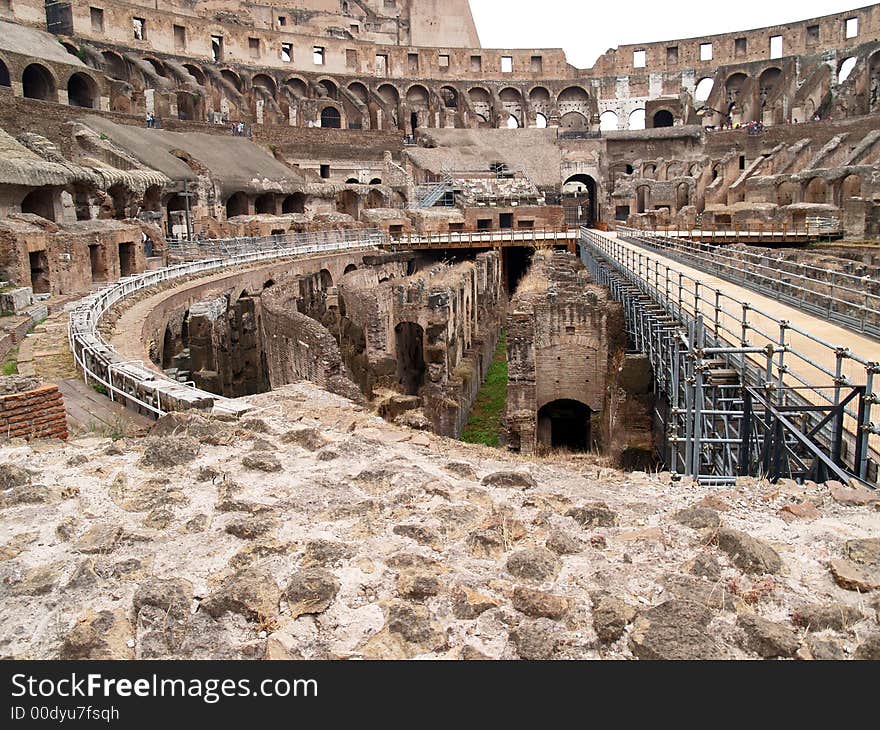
[345,178,359,184]
[440,86,458,109]
[282,193,305,214]
[724,72,748,105]
[599,110,618,131]
[145,58,168,78]
[226,191,249,218]
[562,174,597,227]
[107,183,129,219]
[318,79,338,99]
[0,59,11,88]
[537,399,591,452]
[804,177,828,204]
[534,112,548,128]
[841,173,862,201]
[505,114,520,129]
[254,193,275,215]
[176,91,198,120]
[369,178,382,185]
[22,64,55,101]
[101,51,129,82]
[21,187,57,221]
[776,181,797,206]
[320,106,341,128]
[378,83,400,105]
[628,108,646,130]
[252,73,276,97]
[162,325,176,369]
[66,72,97,108]
[560,111,588,129]
[344,263,358,275]
[694,77,714,103]
[183,64,206,86]
[319,269,333,290]
[220,69,242,93]
[653,109,674,128]
[366,189,384,208]
[395,322,426,396]
[838,57,857,84]
[529,86,551,103]
[348,81,368,103]
[285,77,309,99]
[676,182,690,210]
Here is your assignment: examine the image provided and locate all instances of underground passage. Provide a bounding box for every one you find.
[395,321,426,396]
[537,399,592,451]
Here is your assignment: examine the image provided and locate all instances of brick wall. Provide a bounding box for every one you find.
[0,384,68,440]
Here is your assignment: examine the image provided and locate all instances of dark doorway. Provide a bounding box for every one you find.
[89,244,107,282]
[537,399,591,451]
[320,106,341,128]
[652,110,674,128]
[410,111,418,132]
[504,246,533,295]
[118,242,136,277]
[21,187,57,221]
[561,174,597,227]
[226,192,248,218]
[29,250,50,294]
[499,212,513,229]
[395,321,426,396]
[22,64,55,101]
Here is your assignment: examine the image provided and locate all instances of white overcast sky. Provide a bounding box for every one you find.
[469,0,866,68]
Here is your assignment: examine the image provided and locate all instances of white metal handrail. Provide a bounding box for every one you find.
[68,231,385,420]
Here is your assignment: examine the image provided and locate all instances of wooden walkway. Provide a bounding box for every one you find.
[18,313,153,438]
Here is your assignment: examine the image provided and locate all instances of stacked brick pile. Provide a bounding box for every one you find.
[0,377,67,441]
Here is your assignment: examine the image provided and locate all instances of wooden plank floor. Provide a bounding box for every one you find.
[58,378,154,437]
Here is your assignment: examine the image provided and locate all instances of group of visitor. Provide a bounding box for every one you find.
[231,121,247,136]
[145,112,157,128]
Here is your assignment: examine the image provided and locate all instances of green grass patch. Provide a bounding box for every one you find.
[1,346,18,376]
[461,331,507,447]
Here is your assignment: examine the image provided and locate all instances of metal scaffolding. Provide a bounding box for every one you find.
[579,228,878,487]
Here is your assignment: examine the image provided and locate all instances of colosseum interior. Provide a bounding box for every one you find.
[0,1,878,665]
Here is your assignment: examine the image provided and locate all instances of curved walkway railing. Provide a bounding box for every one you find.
[617,226,879,339]
[67,231,385,420]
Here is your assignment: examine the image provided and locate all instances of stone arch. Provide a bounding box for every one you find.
[0,57,10,87]
[560,111,588,129]
[22,63,56,102]
[101,51,129,82]
[252,73,277,97]
[67,72,98,108]
[562,174,597,225]
[144,57,168,78]
[285,77,309,98]
[804,177,828,204]
[676,182,690,210]
[378,83,400,105]
[320,105,341,128]
[336,189,359,217]
[724,72,749,105]
[440,85,458,108]
[694,77,714,102]
[838,173,862,204]
[366,188,385,208]
[653,109,674,127]
[317,78,338,99]
[282,193,305,214]
[225,191,249,218]
[558,86,589,103]
[406,84,429,106]
[21,187,57,221]
[838,57,857,84]
[529,85,551,103]
[628,108,646,130]
[535,112,548,128]
[319,269,333,289]
[344,263,358,275]
[220,69,243,93]
[254,193,276,215]
[183,63,207,86]
[537,399,591,452]
[599,110,618,131]
[345,177,359,184]
[176,90,200,120]
[348,81,368,103]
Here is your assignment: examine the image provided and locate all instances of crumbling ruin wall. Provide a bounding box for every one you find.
[506,250,643,457]
[339,251,504,436]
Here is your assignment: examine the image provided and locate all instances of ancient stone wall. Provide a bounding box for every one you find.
[506,250,627,456]
[0,377,67,440]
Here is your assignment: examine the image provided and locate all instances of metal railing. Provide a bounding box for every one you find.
[167,228,386,261]
[68,232,383,420]
[616,226,880,339]
[625,218,843,240]
[580,227,879,484]
[387,227,578,247]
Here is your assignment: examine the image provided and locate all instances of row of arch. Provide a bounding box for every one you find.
[599,108,672,131]
[0,57,102,109]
